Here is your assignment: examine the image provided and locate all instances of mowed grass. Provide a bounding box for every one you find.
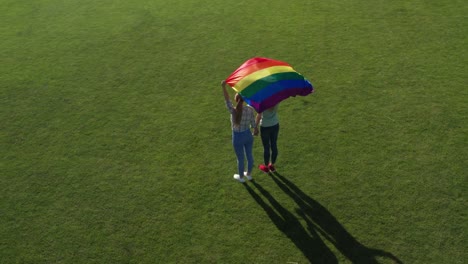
[1,0,466,263]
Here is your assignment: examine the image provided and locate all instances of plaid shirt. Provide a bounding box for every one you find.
[226,100,256,132]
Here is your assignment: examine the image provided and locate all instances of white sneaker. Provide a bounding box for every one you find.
[244,172,253,181]
[233,174,246,183]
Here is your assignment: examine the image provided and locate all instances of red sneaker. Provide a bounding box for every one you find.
[268,163,276,172]
[259,164,269,173]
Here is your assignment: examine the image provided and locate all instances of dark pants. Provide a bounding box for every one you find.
[260,123,279,165]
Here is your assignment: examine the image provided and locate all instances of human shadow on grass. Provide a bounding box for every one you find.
[268,172,404,264]
[244,181,338,263]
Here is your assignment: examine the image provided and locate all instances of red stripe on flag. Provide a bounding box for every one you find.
[225,57,290,87]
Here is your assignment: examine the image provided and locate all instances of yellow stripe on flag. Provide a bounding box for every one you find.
[232,66,295,92]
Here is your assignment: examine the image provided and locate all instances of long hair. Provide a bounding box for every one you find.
[234,93,243,126]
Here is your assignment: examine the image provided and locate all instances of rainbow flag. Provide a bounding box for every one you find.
[225,57,314,112]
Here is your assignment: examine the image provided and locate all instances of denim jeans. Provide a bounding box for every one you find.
[260,123,279,165]
[232,129,254,177]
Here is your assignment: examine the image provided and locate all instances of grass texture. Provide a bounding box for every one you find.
[1,0,467,263]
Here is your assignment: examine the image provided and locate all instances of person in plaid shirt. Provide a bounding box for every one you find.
[222,81,257,183]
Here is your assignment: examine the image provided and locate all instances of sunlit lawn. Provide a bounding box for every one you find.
[1,0,466,263]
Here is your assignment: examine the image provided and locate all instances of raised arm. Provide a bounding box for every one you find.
[221,80,230,101]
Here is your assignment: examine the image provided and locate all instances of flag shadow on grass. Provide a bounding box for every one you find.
[265,171,403,264]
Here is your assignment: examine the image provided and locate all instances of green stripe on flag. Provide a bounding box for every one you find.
[240,72,305,98]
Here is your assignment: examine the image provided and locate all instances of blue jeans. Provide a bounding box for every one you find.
[232,130,254,177]
[260,123,279,165]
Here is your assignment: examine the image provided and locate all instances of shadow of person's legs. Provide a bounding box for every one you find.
[271,173,404,264]
[244,181,337,263]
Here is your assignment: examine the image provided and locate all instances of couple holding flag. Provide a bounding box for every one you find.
[222,57,314,183]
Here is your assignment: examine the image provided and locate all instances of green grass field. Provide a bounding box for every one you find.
[1,0,467,263]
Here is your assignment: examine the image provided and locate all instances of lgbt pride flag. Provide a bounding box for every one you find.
[225,57,314,113]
